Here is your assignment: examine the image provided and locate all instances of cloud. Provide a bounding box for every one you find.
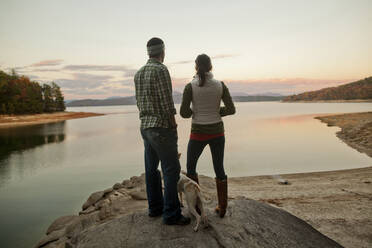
[211,54,238,59]
[169,54,239,65]
[223,78,353,95]
[55,72,136,99]
[123,69,137,78]
[169,60,194,65]
[63,64,130,72]
[63,88,108,96]
[56,73,114,89]
[169,77,354,95]
[110,78,134,86]
[31,68,62,72]
[28,74,40,79]
[30,59,64,67]
[62,64,138,79]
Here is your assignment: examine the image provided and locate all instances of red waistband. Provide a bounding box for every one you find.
[190,133,224,141]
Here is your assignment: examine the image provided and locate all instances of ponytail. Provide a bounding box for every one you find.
[195,54,212,87]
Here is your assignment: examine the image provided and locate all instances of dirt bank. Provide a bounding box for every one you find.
[228,166,372,248]
[0,111,104,128]
[316,112,372,158]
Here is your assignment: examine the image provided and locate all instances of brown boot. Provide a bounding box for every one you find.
[187,174,199,184]
[186,174,201,214]
[215,177,228,218]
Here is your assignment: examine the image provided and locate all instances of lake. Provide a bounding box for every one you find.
[0,102,371,248]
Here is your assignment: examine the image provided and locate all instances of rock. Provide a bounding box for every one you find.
[108,191,125,201]
[63,213,100,240]
[46,215,79,235]
[98,204,112,220]
[40,237,69,248]
[82,191,104,210]
[113,183,122,190]
[103,187,114,196]
[70,198,342,248]
[38,172,344,248]
[130,174,146,188]
[95,198,111,210]
[122,179,134,189]
[129,190,147,200]
[35,229,66,248]
[79,205,96,215]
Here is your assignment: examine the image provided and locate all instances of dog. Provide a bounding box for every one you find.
[177,173,208,231]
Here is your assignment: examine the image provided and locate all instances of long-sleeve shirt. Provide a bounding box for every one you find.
[180,74,235,134]
[134,58,176,129]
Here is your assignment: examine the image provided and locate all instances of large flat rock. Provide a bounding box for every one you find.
[71,198,342,248]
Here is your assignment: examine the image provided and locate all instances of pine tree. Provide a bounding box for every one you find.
[8,103,15,115]
[51,82,65,112]
[42,84,54,112]
[1,103,6,114]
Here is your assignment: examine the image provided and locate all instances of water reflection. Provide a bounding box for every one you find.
[0,122,66,187]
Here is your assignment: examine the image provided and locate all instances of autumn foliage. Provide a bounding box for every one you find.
[0,70,66,115]
[283,77,372,102]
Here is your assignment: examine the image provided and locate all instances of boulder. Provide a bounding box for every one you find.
[35,229,66,248]
[46,215,79,235]
[113,183,122,190]
[128,190,147,200]
[70,198,342,248]
[82,191,104,210]
[36,173,343,248]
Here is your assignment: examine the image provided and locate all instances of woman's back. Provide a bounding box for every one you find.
[191,72,223,125]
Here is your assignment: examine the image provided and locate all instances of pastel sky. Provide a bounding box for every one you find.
[0,0,371,99]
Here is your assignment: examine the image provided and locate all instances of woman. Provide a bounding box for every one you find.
[180,54,236,217]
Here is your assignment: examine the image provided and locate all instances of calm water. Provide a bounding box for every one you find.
[0,102,371,248]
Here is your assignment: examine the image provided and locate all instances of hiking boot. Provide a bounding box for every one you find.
[164,215,191,226]
[148,211,162,218]
[215,177,228,218]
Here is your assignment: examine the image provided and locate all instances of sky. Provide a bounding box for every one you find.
[0,0,371,99]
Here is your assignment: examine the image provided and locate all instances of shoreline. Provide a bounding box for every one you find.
[282,99,372,103]
[315,112,372,158]
[0,111,104,129]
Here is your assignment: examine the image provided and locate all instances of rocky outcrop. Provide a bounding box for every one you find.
[35,174,343,248]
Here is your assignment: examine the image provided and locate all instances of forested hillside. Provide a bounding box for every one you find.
[283,77,372,101]
[0,70,65,115]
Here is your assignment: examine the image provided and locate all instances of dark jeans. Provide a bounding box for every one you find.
[187,135,227,180]
[140,127,181,223]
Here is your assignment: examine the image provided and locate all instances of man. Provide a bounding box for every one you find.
[134,37,190,225]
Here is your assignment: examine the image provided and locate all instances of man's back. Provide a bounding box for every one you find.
[134,58,176,129]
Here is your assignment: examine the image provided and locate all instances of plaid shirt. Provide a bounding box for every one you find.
[134,58,176,129]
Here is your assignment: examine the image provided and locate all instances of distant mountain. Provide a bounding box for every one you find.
[66,93,284,107]
[106,96,123,99]
[64,99,76,104]
[258,92,284,97]
[231,92,284,97]
[283,77,372,102]
[232,95,285,102]
[230,92,250,97]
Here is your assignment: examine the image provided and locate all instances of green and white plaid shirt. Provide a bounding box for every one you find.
[134,58,176,129]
